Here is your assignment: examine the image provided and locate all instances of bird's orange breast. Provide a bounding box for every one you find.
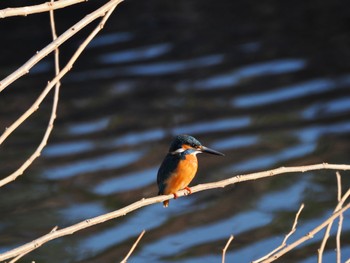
[163,154,198,195]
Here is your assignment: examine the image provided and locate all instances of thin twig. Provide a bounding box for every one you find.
[8,248,36,263]
[336,172,343,263]
[1,164,350,261]
[0,3,118,188]
[222,235,234,263]
[318,174,348,263]
[261,192,350,263]
[2,18,61,263]
[253,203,304,263]
[0,0,87,18]
[0,0,123,92]
[120,230,146,263]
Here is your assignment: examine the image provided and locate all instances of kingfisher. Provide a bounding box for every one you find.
[157,134,224,207]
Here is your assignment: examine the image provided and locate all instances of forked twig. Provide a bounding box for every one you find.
[0,0,123,92]
[318,175,349,263]
[0,3,119,188]
[252,203,304,263]
[261,200,350,262]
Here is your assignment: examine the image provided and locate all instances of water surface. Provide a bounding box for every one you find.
[0,0,350,262]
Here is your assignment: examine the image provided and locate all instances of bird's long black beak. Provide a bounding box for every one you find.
[201,146,225,156]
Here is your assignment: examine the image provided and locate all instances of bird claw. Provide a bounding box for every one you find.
[184,186,192,195]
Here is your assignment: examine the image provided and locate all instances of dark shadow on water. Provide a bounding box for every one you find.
[1,0,350,262]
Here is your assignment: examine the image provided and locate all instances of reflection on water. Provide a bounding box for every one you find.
[303,97,350,119]
[1,0,350,262]
[227,143,316,172]
[211,135,258,150]
[190,58,306,90]
[232,78,334,108]
[68,117,110,135]
[140,210,271,261]
[173,116,250,135]
[93,167,157,195]
[88,32,134,49]
[43,150,145,179]
[43,140,94,157]
[98,43,173,64]
[69,54,224,81]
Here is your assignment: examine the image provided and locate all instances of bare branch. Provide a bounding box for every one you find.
[0,0,123,92]
[336,172,343,263]
[0,2,119,187]
[253,203,304,263]
[0,0,87,18]
[318,174,349,263]
[222,235,234,263]
[120,230,146,263]
[1,163,350,261]
[261,190,350,263]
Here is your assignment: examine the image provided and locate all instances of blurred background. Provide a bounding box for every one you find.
[0,0,350,262]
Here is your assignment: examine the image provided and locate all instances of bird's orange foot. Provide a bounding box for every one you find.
[184,186,192,195]
[173,193,178,199]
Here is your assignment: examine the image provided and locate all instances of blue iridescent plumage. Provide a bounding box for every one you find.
[157,135,224,207]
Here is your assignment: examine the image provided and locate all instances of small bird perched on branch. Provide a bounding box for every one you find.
[157,134,224,207]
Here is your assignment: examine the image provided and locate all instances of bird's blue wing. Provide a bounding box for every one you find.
[157,154,180,195]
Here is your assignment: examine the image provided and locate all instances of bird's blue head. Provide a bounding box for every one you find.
[168,135,224,156]
[169,135,201,152]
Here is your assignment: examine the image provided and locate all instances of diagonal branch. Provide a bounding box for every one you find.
[261,201,350,263]
[318,173,349,263]
[0,163,349,261]
[252,203,304,263]
[222,235,234,263]
[0,0,87,18]
[335,172,343,263]
[120,230,146,263]
[0,0,123,92]
[0,2,119,188]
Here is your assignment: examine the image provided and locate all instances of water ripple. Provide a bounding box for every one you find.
[43,141,94,157]
[119,54,224,76]
[78,204,169,259]
[94,167,158,195]
[88,32,134,49]
[257,179,310,212]
[67,117,109,135]
[232,78,334,108]
[296,121,350,143]
[210,135,259,151]
[68,54,224,81]
[173,116,250,135]
[302,96,350,119]
[185,58,305,90]
[227,143,315,173]
[60,202,107,222]
[98,43,172,64]
[110,129,165,147]
[139,210,271,261]
[43,150,145,180]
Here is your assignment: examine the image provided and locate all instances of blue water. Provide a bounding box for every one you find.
[1,1,350,263]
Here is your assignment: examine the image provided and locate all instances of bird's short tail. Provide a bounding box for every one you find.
[163,200,169,207]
